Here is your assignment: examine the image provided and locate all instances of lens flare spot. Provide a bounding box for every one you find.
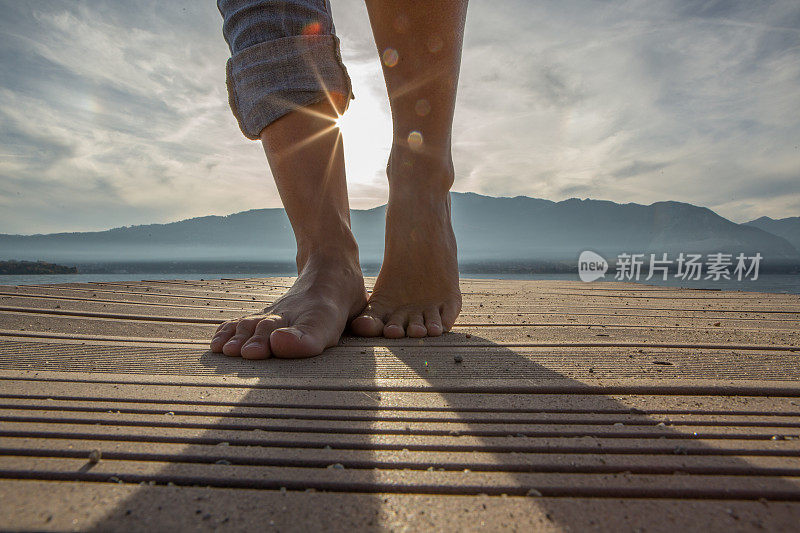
[302,21,322,35]
[427,35,444,53]
[407,130,424,150]
[382,48,399,67]
[414,99,431,117]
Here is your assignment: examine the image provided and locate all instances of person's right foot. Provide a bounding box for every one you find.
[210,252,367,359]
[209,97,367,359]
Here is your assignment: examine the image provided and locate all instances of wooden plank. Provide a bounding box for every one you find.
[2,480,798,532]
[2,456,800,499]
[6,304,800,331]
[3,377,800,408]
[4,436,798,475]
[3,409,800,440]
[3,341,800,384]
[4,398,799,425]
[3,310,800,346]
[4,298,800,331]
[4,284,799,313]
[6,291,799,324]
[3,421,799,456]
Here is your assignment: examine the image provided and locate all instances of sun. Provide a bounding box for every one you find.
[334,108,356,140]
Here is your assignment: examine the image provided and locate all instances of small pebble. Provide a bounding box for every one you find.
[327,463,345,470]
[215,459,231,465]
[88,449,102,463]
[454,354,463,363]
[526,489,543,497]
[465,333,472,339]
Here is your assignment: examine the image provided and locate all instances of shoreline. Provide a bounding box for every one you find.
[1,271,798,295]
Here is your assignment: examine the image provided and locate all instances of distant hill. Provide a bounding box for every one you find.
[744,216,800,251]
[449,194,797,263]
[0,193,797,268]
[0,260,77,275]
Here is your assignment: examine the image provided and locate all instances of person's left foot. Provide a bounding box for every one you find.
[350,153,462,338]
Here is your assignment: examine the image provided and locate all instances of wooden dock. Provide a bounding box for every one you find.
[1,277,799,531]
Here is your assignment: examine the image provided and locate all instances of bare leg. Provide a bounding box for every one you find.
[210,99,367,358]
[351,1,466,338]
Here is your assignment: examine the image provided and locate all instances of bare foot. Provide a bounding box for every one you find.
[209,97,367,359]
[350,153,462,338]
[210,253,367,358]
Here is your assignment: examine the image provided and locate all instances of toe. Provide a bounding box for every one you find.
[222,318,260,357]
[441,300,462,332]
[240,316,285,359]
[350,304,386,337]
[210,321,237,352]
[383,311,407,339]
[423,307,443,337]
[240,335,270,359]
[406,311,427,338]
[270,326,326,358]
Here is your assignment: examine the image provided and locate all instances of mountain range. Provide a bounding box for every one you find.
[1,193,797,270]
[743,216,800,251]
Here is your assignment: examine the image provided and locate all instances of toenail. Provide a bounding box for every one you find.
[243,340,261,348]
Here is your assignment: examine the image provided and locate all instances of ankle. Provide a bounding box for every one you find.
[387,145,454,196]
[296,226,361,274]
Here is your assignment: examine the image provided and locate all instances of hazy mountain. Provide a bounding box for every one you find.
[744,216,800,251]
[449,194,798,262]
[0,193,797,267]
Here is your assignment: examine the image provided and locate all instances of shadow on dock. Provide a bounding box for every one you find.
[80,333,800,531]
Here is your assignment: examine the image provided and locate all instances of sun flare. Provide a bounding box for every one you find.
[334,109,355,139]
[327,89,393,193]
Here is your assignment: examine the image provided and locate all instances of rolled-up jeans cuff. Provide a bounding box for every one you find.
[226,34,353,140]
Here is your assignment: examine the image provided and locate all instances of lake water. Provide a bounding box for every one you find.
[1,272,798,294]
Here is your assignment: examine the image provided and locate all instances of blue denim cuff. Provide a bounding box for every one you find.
[225,34,353,140]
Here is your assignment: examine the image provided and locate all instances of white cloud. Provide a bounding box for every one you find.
[0,0,798,234]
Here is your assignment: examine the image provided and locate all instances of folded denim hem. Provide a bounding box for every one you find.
[226,33,353,140]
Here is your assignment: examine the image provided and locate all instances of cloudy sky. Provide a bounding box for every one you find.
[1,0,798,234]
